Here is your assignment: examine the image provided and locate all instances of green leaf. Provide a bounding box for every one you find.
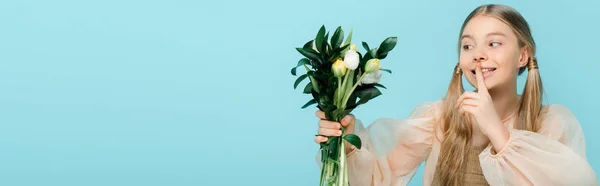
[294,74,308,89]
[291,58,310,76]
[330,44,350,62]
[378,37,397,54]
[303,83,313,94]
[330,26,344,50]
[296,48,321,63]
[324,38,331,56]
[342,29,353,47]
[380,68,392,74]
[315,25,326,53]
[301,99,317,109]
[362,42,370,51]
[343,134,362,149]
[303,40,314,50]
[355,87,382,105]
[356,87,381,98]
[320,32,329,56]
[373,83,387,89]
[378,51,389,59]
[327,137,339,157]
[369,48,378,58]
[308,74,320,94]
[346,103,358,110]
[355,93,372,105]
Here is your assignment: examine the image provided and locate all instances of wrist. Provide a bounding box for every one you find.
[487,123,510,152]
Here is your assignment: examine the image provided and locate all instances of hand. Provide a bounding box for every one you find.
[314,110,355,144]
[456,63,509,151]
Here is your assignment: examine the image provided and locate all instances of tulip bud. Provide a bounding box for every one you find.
[332,58,347,77]
[364,58,381,73]
[343,49,360,70]
[350,44,358,51]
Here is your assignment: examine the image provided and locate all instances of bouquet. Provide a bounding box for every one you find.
[291,25,397,186]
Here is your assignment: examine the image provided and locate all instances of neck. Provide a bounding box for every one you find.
[488,83,520,122]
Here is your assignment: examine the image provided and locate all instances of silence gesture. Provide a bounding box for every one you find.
[456,63,504,136]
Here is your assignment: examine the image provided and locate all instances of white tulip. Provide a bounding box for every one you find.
[359,70,383,85]
[343,45,359,70]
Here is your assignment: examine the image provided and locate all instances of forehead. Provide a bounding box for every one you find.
[461,15,515,39]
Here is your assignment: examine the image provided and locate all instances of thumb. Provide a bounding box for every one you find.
[475,63,488,94]
[341,114,355,127]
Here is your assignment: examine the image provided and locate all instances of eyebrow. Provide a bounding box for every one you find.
[461,32,508,40]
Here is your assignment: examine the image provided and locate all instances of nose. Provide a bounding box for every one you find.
[473,48,488,62]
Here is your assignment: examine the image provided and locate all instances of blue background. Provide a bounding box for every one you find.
[1,0,598,185]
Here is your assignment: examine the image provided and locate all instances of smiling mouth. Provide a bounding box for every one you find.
[471,68,497,78]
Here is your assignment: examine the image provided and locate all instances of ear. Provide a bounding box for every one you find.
[518,46,530,68]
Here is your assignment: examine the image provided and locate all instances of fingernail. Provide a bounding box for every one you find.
[337,131,342,135]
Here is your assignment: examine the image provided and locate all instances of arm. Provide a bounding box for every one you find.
[479,104,598,186]
[317,101,442,186]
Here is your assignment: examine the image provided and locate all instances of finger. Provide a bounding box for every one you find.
[459,104,477,116]
[456,91,479,108]
[475,63,488,94]
[319,128,342,136]
[315,110,326,120]
[314,136,328,143]
[319,120,341,129]
[341,114,355,127]
[460,99,478,107]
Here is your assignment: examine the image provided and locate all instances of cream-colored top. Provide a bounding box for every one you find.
[316,100,598,186]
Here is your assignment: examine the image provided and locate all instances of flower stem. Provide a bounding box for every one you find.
[338,70,352,107]
[319,159,326,186]
[341,72,367,108]
[335,76,342,106]
[337,133,347,186]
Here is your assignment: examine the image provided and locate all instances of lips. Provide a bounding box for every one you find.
[471,68,497,78]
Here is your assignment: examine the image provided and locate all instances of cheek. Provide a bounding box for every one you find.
[491,50,520,75]
[490,47,520,68]
[459,52,471,64]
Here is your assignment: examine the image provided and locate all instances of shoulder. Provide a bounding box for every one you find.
[408,100,445,119]
[539,104,582,143]
[540,104,579,126]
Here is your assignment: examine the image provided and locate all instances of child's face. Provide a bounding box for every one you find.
[459,15,529,91]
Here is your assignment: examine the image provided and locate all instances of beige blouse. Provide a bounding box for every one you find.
[316,100,598,186]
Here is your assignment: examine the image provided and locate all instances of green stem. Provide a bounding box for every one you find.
[344,162,349,186]
[335,76,342,106]
[319,159,326,186]
[341,72,367,108]
[338,70,352,106]
[338,133,346,186]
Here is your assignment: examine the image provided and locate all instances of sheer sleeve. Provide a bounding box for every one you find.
[479,104,598,186]
[323,101,442,186]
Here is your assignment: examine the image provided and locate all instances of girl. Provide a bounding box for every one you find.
[314,4,598,186]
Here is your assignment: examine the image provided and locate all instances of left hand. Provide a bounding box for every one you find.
[456,63,509,151]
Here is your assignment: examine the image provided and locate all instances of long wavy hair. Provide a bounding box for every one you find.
[433,4,543,186]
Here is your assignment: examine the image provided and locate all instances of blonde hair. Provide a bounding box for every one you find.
[434,4,543,185]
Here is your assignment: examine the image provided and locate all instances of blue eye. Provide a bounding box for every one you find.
[462,45,473,50]
[490,42,501,47]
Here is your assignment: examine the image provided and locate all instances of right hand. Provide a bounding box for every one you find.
[314,110,356,144]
